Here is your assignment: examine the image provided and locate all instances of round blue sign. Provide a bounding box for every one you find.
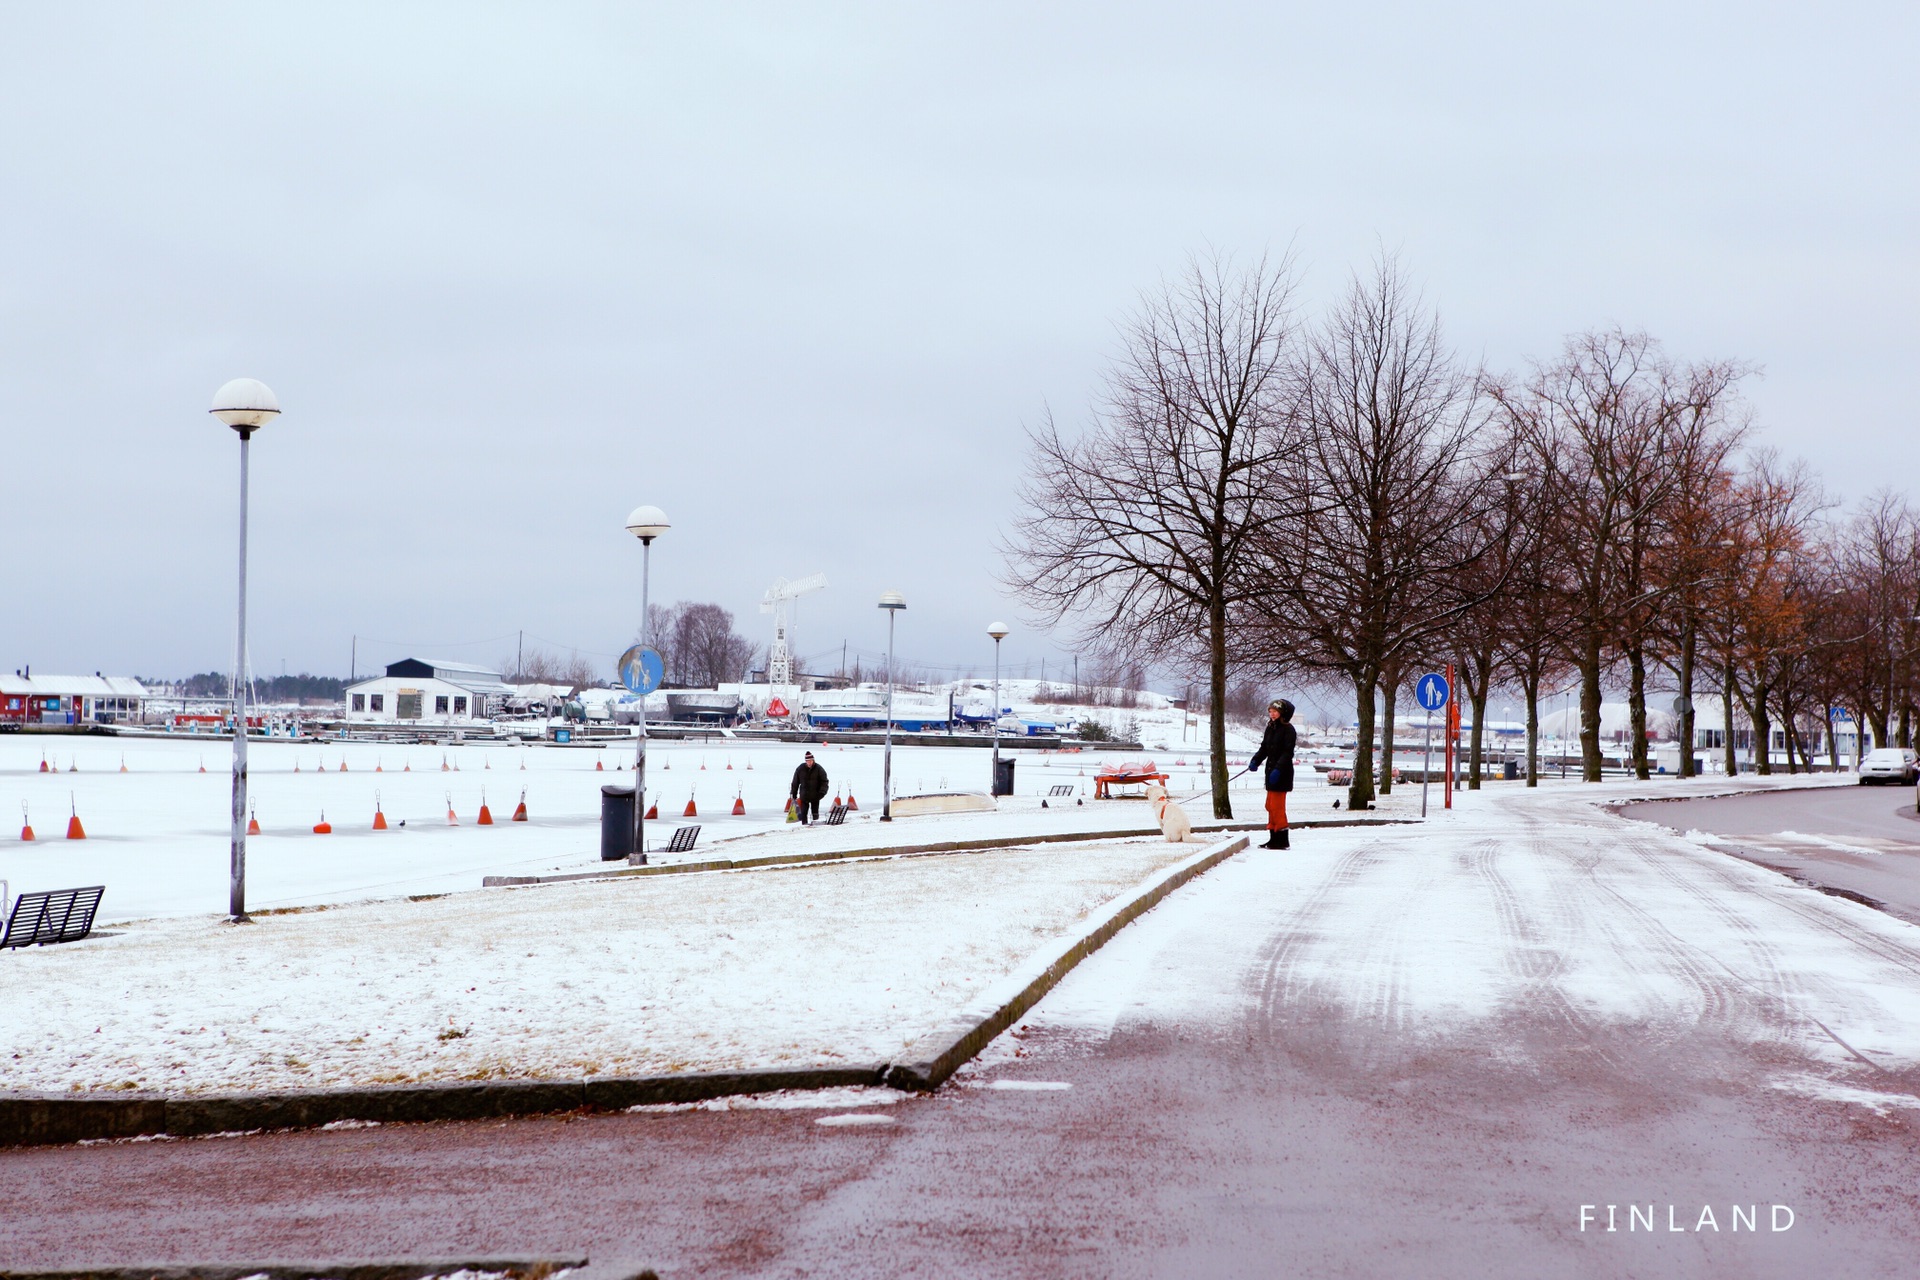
[1415,672,1450,712]
[618,645,665,695]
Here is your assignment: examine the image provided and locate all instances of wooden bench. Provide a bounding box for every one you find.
[2,885,105,949]
[665,825,701,854]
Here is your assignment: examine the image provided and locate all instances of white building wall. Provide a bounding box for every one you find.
[343,676,487,726]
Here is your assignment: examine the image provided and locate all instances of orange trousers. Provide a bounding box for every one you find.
[1265,790,1288,830]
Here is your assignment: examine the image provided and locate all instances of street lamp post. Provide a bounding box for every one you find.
[625,506,669,862]
[987,621,1009,794]
[879,590,906,820]
[210,379,280,922]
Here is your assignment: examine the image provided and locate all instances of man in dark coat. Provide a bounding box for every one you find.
[1248,698,1296,849]
[790,751,829,825]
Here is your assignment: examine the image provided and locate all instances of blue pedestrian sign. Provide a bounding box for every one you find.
[618,645,665,695]
[1415,672,1451,712]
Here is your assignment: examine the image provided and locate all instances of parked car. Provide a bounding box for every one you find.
[1857,747,1919,785]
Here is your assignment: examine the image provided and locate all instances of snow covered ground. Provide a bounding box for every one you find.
[0,735,1286,921]
[975,772,1920,1084]
[0,836,1205,1095]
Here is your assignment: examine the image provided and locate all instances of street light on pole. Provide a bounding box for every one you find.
[987,621,1009,794]
[879,590,906,820]
[210,378,280,923]
[625,505,669,862]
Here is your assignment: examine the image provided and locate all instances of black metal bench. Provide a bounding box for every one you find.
[666,825,701,854]
[2,885,105,949]
[825,803,849,826]
[1048,784,1076,797]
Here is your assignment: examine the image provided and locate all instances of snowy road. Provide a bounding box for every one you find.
[7,779,1920,1276]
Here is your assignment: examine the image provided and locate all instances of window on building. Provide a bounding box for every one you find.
[453,696,467,715]
[435,695,450,714]
[352,694,365,711]
[370,694,384,712]
[396,692,421,719]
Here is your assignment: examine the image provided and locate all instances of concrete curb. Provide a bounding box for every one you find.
[484,817,1405,887]
[0,1260,626,1280]
[0,1065,883,1150]
[883,832,1249,1091]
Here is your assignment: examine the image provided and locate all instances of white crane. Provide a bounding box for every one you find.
[761,572,828,686]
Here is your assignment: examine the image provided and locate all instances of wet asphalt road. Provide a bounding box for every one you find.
[1622,784,1920,924]
[8,790,1920,1277]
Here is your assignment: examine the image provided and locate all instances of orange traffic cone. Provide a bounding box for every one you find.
[512,788,528,822]
[20,803,34,842]
[373,798,388,831]
[295,760,301,773]
[66,794,85,840]
[731,792,745,815]
[700,758,707,771]
[314,811,333,834]
[485,756,491,769]
[644,801,658,820]
[662,758,670,771]
[119,755,128,773]
[519,759,526,771]
[68,758,76,772]
[200,757,207,773]
[454,757,461,771]
[596,758,604,771]
[404,759,412,772]
[726,758,733,770]
[38,753,48,773]
[478,790,494,825]
[833,791,842,807]
[248,804,260,836]
[746,758,753,770]
[845,791,858,811]
[683,794,698,817]
[446,794,459,826]
[441,754,450,773]
[376,758,384,772]
[339,760,348,772]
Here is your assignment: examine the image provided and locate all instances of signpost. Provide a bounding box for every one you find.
[1415,672,1451,819]
[618,645,664,861]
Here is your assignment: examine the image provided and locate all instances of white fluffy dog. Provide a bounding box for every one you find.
[1144,780,1205,843]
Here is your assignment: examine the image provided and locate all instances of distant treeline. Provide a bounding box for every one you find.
[159,672,347,703]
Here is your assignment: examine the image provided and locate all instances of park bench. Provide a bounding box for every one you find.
[665,825,701,854]
[1047,784,1076,797]
[825,803,849,826]
[2,885,105,949]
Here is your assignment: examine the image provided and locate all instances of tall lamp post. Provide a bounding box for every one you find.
[879,590,906,820]
[210,378,280,922]
[625,506,669,861]
[987,621,1009,794]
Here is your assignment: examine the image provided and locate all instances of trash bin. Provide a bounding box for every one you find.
[600,784,636,861]
[993,757,1016,797]
[1502,760,1519,781]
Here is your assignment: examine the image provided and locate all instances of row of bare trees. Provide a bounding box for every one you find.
[1007,252,1913,815]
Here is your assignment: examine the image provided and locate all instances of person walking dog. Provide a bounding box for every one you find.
[789,751,829,825]
[1248,699,1296,849]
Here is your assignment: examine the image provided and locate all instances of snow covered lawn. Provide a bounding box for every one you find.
[0,837,1203,1095]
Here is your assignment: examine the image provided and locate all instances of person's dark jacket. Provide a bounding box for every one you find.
[790,761,829,802]
[1250,719,1296,793]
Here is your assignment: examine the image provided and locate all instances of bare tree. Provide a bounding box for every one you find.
[1004,252,1302,817]
[1496,330,1700,781]
[1247,254,1506,810]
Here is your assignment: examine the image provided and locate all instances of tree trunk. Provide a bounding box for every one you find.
[1207,599,1232,819]
[1745,682,1774,776]
[1580,639,1604,782]
[1379,660,1400,795]
[1627,643,1650,781]
[1827,710,1841,769]
[1349,670,1378,810]
[1523,667,1541,788]
[1723,661,1740,777]
[1676,622,1697,779]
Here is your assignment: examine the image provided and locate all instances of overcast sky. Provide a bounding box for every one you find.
[2,3,1913,688]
